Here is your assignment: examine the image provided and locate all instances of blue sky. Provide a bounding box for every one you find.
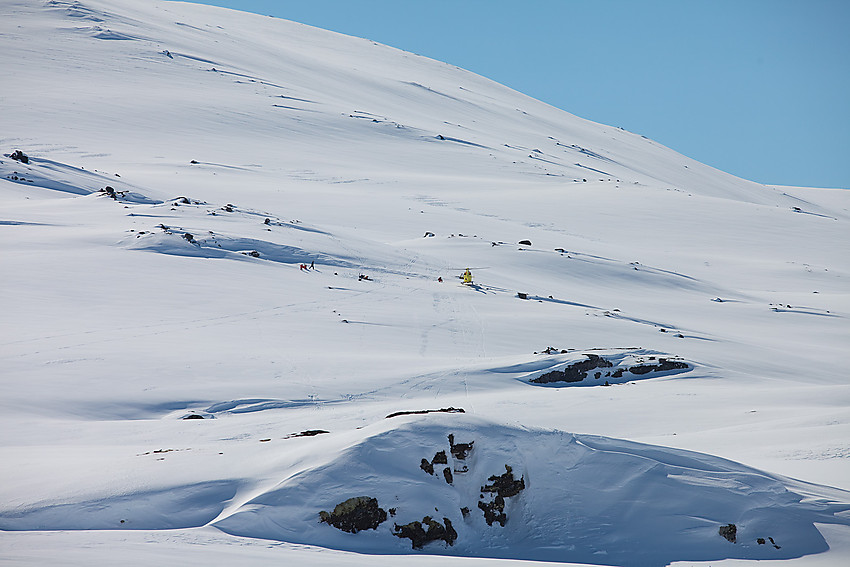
[194,0,849,189]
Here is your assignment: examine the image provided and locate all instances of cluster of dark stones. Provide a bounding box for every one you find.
[757,536,781,549]
[531,354,690,384]
[530,354,613,384]
[319,497,387,534]
[10,150,29,163]
[420,432,474,485]
[477,465,525,526]
[393,516,457,549]
[420,450,448,478]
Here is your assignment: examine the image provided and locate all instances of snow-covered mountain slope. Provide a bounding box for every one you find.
[1,1,849,566]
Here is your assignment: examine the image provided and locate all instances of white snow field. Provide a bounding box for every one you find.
[1,1,849,566]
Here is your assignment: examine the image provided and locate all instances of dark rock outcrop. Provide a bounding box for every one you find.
[319,496,387,534]
[478,496,506,526]
[478,465,525,526]
[385,407,465,419]
[482,464,525,498]
[719,523,737,543]
[10,150,29,164]
[394,516,457,549]
[448,434,474,460]
[530,354,614,384]
[628,358,689,375]
[443,467,453,484]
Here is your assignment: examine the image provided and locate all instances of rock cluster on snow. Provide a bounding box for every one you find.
[529,351,690,386]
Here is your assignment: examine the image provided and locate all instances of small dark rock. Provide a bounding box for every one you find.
[10,150,29,164]
[518,240,532,246]
[757,538,766,545]
[182,232,195,243]
[183,414,204,420]
[319,496,387,534]
[719,523,737,543]
[424,231,435,237]
[420,458,435,476]
[443,467,453,484]
[517,292,528,299]
[432,450,448,465]
[611,368,624,378]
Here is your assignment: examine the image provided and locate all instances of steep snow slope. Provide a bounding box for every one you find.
[1,1,849,566]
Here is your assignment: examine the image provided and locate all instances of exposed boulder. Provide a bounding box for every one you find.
[319,496,387,534]
[719,523,737,543]
[420,458,434,476]
[443,467,453,484]
[10,150,29,164]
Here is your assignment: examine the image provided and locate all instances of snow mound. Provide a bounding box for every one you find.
[213,415,850,565]
[1,154,157,203]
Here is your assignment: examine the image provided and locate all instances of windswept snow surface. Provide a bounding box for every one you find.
[1,1,849,566]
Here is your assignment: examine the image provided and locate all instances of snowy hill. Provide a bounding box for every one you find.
[1,1,849,566]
